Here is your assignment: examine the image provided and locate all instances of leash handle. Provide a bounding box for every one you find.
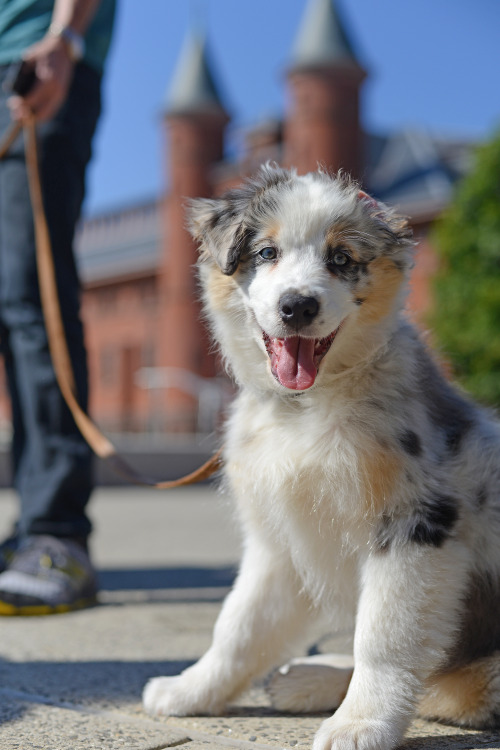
[1,117,222,489]
[0,120,22,159]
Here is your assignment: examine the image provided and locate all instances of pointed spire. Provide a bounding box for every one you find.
[290,0,361,70]
[165,29,227,116]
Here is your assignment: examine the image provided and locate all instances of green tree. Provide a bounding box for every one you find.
[429,131,500,407]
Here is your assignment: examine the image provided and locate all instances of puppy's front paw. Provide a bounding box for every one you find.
[143,673,226,717]
[143,676,188,716]
[313,716,400,750]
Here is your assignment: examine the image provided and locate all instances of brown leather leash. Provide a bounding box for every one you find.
[0,117,223,488]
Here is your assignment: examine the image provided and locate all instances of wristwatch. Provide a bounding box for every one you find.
[49,23,85,62]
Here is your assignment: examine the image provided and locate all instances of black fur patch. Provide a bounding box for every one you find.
[399,430,422,457]
[444,421,471,455]
[408,496,458,545]
[417,351,473,457]
[375,495,458,551]
[208,207,225,231]
[224,225,256,275]
[444,570,500,671]
[477,485,488,509]
[325,248,366,285]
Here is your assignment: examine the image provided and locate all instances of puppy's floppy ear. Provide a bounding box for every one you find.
[188,197,247,276]
[358,190,380,212]
[357,189,413,247]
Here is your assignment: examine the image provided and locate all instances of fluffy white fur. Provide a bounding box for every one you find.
[143,166,500,750]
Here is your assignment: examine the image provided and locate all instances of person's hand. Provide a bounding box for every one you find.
[7,33,74,123]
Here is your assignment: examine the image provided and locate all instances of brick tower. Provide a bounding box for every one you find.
[284,0,366,181]
[160,30,229,430]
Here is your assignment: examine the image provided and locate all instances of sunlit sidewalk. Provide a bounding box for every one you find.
[0,487,497,750]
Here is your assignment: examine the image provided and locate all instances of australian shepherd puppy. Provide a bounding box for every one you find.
[144,165,500,750]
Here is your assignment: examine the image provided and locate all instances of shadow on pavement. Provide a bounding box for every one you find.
[2,655,500,750]
[0,657,194,725]
[98,566,236,591]
[403,735,500,749]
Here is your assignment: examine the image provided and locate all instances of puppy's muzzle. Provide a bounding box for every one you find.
[279,292,319,329]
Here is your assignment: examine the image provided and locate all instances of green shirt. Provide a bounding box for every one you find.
[0,0,116,72]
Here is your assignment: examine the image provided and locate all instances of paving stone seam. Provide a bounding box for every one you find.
[179,727,282,750]
[0,688,283,750]
[0,688,190,742]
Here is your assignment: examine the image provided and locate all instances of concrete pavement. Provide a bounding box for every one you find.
[0,485,499,750]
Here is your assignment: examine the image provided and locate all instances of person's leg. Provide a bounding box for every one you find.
[0,63,102,612]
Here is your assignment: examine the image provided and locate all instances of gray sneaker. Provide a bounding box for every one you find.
[0,534,20,573]
[0,535,98,616]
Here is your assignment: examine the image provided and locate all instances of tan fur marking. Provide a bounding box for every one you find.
[419,657,499,727]
[204,265,238,312]
[358,446,402,515]
[263,222,282,244]
[325,224,363,263]
[359,257,404,325]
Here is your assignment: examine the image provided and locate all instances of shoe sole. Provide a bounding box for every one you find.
[0,594,98,616]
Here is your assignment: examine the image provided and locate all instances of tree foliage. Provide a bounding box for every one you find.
[429,131,500,407]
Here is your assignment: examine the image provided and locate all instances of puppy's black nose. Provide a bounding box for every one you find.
[279,292,319,327]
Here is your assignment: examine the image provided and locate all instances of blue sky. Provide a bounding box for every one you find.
[84,0,500,215]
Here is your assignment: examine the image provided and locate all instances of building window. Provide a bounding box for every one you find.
[138,277,157,310]
[142,341,155,368]
[100,347,117,387]
[98,287,118,314]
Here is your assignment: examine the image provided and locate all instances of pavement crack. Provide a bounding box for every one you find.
[0,688,280,750]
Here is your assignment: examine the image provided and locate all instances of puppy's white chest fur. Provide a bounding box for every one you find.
[225,389,365,616]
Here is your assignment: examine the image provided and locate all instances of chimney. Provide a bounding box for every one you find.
[160,29,229,430]
[284,0,367,182]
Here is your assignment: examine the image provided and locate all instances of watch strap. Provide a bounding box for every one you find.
[49,23,85,62]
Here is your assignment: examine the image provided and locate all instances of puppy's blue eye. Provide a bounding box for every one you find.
[332,251,349,266]
[260,247,277,261]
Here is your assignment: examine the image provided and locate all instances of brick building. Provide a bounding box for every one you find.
[0,0,474,437]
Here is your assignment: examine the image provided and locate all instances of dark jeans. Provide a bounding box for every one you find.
[0,62,102,541]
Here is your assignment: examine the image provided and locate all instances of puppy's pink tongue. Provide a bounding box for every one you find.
[274,336,317,390]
